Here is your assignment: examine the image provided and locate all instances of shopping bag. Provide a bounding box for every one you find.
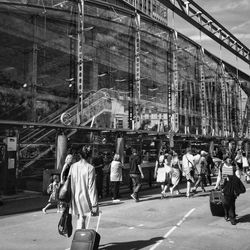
[58,206,73,237]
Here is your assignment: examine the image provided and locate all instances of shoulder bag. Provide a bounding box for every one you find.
[58,176,71,203]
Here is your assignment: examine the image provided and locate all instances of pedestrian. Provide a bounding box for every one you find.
[205,152,214,185]
[242,152,249,182]
[61,154,73,184]
[162,153,173,197]
[110,153,124,202]
[182,147,195,198]
[69,146,99,229]
[129,148,144,202]
[103,152,112,197]
[214,155,245,225]
[235,149,243,179]
[170,151,182,195]
[60,153,73,210]
[192,150,207,193]
[154,151,168,198]
[92,150,104,199]
[42,174,60,214]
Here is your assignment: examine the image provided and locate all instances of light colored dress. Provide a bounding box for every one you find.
[69,160,98,217]
[110,160,123,182]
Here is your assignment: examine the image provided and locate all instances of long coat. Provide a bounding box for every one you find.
[69,160,98,216]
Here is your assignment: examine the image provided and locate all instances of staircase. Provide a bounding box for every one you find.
[19,89,112,175]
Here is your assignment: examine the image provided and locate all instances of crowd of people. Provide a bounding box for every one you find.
[42,142,249,230]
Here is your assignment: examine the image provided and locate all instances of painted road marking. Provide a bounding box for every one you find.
[149,208,196,250]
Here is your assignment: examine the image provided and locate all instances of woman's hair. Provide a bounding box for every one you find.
[65,154,73,163]
[113,153,120,161]
[79,146,92,159]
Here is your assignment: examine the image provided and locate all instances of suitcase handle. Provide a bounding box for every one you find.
[86,211,102,232]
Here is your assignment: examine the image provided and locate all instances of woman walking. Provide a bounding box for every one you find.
[170,151,182,195]
[110,154,124,202]
[69,146,99,229]
[154,152,167,198]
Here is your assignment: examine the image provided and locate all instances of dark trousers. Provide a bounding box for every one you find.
[96,172,103,198]
[222,194,236,222]
[111,181,120,199]
[130,174,142,199]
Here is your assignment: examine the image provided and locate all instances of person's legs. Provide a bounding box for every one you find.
[193,175,201,192]
[130,174,141,201]
[228,196,236,225]
[186,181,191,197]
[76,215,87,229]
[42,202,51,213]
[113,181,119,200]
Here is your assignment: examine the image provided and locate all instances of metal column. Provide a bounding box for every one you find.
[76,0,85,125]
[171,31,179,133]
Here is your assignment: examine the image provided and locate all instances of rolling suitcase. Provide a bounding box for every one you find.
[70,212,101,250]
[209,190,224,217]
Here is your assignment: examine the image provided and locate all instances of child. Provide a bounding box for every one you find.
[42,174,60,214]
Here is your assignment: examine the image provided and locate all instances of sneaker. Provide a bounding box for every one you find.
[192,188,197,194]
[113,199,120,203]
[224,216,230,221]
[42,208,47,214]
[57,210,60,213]
[130,193,137,201]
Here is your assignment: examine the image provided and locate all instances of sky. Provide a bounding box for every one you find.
[172,0,250,75]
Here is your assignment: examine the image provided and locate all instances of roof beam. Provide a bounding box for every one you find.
[157,0,250,65]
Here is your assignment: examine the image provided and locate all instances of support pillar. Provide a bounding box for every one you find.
[56,134,67,171]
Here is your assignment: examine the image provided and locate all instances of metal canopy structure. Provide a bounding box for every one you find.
[157,0,250,65]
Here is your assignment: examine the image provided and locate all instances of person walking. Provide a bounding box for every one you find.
[69,146,99,229]
[42,174,60,213]
[182,147,195,198]
[110,153,124,202]
[61,154,73,184]
[214,155,245,225]
[92,150,104,199]
[192,150,207,193]
[170,151,182,195]
[129,148,144,202]
[154,152,168,198]
[60,154,74,210]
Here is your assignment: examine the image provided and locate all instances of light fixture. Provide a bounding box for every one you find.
[115,79,126,82]
[84,26,95,32]
[98,73,108,77]
[65,78,74,82]
[23,83,28,88]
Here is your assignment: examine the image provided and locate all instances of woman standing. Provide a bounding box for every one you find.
[110,154,124,202]
[69,146,99,230]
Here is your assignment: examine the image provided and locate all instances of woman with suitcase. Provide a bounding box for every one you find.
[214,155,245,225]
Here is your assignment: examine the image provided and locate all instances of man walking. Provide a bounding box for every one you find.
[129,148,144,202]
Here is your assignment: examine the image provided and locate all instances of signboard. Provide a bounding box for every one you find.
[7,137,17,151]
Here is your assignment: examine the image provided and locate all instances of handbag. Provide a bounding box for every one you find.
[58,176,71,203]
[58,205,73,237]
[156,167,166,183]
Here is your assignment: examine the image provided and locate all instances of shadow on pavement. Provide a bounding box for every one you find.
[99,236,164,250]
[237,214,250,223]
